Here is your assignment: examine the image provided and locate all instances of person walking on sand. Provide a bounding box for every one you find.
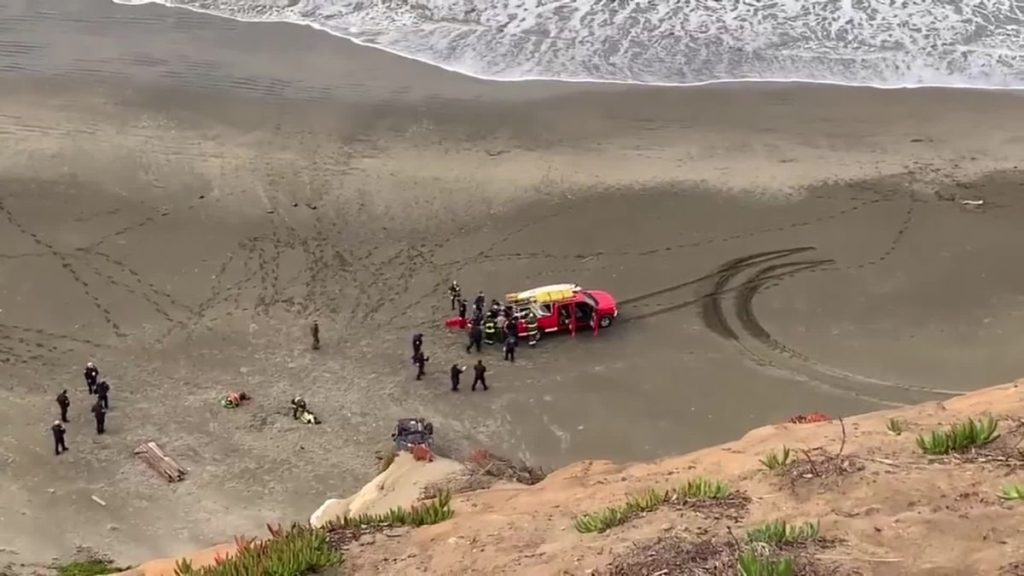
[91,399,107,435]
[412,333,424,357]
[473,291,486,316]
[471,360,488,391]
[503,335,517,363]
[84,362,99,395]
[311,320,320,350]
[56,389,70,423]
[95,380,110,410]
[458,298,468,321]
[413,350,429,380]
[51,420,67,455]
[466,322,483,353]
[450,363,466,392]
[448,281,462,310]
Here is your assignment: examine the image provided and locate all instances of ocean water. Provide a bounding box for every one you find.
[113,0,1024,88]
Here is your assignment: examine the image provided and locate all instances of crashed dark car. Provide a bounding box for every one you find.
[392,417,434,452]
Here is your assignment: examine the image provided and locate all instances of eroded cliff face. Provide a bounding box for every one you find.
[118,381,1024,576]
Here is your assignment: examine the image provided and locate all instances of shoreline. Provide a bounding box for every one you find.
[10,0,1024,102]
[111,0,1024,91]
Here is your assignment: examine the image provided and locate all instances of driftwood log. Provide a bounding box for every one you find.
[133,441,187,482]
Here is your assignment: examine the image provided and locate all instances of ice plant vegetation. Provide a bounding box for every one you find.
[330,491,454,529]
[173,524,339,576]
[999,484,1024,501]
[915,416,999,455]
[174,492,455,575]
[886,418,905,435]
[574,479,734,533]
[679,477,732,499]
[736,548,795,576]
[746,520,821,546]
[759,446,793,471]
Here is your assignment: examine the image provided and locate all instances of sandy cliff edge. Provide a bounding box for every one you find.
[115,381,1024,575]
[310,453,467,528]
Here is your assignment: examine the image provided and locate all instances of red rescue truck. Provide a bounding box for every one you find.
[505,284,619,337]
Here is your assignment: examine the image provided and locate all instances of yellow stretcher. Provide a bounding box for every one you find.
[505,283,580,307]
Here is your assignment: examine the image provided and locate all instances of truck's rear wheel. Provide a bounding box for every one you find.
[599,315,613,328]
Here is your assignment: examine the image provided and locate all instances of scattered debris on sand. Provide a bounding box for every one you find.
[787,412,831,424]
[133,442,187,483]
[420,448,547,499]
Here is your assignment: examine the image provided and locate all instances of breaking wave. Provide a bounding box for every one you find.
[113,0,1024,88]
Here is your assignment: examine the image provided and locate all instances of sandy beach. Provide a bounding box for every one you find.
[2,0,1024,570]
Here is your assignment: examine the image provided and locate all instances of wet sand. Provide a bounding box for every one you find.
[3,0,1024,570]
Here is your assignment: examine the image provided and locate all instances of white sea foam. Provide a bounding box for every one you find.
[112,0,1024,88]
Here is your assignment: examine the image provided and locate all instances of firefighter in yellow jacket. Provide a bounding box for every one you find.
[525,311,540,347]
[482,316,497,345]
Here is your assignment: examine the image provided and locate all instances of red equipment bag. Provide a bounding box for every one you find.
[445,317,467,330]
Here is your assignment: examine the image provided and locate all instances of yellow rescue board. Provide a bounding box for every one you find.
[506,284,580,305]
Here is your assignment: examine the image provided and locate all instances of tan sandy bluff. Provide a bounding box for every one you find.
[117,380,1024,575]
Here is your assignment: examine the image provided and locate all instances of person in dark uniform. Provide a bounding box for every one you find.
[91,399,107,435]
[51,420,67,455]
[450,364,466,392]
[473,291,486,315]
[56,390,70,423]
[84,362,99,395]
[311,320,320,350]
[448,281,462,310]
[466,323,483,353]
[472,308,483,327]
[412,333,424,357]
[503,335,517,363]
[506,315,519,342]
[413,350,429,380]
[457,298,468,320]
[95,380,110,410]
[472,360,488,391]
[291,396,308,420]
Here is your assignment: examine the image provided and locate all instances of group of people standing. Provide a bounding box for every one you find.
[50,362,113,456]
[303,281,543,399]
[49,281,542,457]
[412,331,488,392]
[425,280,544,392]
[450,281,540,362]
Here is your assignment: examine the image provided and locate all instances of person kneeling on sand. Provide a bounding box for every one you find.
[291,396,320,425]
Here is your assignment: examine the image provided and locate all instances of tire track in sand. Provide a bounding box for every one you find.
[685,242,961,404]
[725,193,962,397]
[732,260,962,397]
[617,247,818,322]
[694,252,909,407]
